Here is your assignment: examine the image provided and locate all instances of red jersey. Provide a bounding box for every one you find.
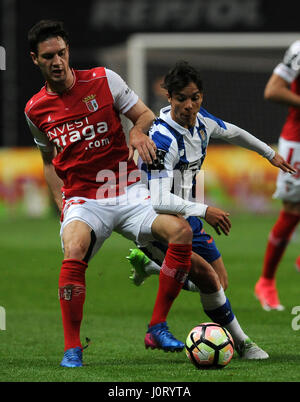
[25,67,140,199]
[280,77,300,141]
[273,40,300,142]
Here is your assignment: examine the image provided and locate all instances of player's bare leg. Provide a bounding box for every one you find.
[210,256,228,291]
[188,253,220,293]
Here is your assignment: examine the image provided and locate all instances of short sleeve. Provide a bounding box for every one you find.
[25,113,53,151]
[274,40,300,83]
[105,68,138,114]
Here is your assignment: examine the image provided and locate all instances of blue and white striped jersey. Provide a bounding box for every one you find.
[142,106,275,209]
[149,105,227,174]
[143,105,230,203]
[140,105,275,218]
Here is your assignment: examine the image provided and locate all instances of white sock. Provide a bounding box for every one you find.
[199,287,226,309]
[224,317,248,346]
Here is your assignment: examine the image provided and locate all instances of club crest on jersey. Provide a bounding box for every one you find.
[83,94,98,112]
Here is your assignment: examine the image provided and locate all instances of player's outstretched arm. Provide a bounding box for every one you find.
[213,121,296,174]
[125,99,156,164]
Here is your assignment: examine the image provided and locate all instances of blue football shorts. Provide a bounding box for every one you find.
[140,215,221,265]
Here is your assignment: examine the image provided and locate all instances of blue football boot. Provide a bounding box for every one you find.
[60,346,83,367]
[145,321,184,352]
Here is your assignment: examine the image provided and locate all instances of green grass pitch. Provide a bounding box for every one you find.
[0,211,300,383]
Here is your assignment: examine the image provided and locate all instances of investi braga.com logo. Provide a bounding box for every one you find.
[0,46,6,70]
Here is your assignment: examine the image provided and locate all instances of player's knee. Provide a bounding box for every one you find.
[152,214,192,244]
[62,220,92,260]
[64,238,90,260]
[283,201,300,215]
[171,220,193,244]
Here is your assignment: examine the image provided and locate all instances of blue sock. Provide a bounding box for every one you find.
[204,297,235,326]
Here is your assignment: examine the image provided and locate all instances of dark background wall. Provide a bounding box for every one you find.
[0,0,299,147]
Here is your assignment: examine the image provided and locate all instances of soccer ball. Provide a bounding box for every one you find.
[185,322,234,369]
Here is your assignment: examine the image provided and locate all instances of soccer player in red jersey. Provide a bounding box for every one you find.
[25,20,199,366]
[255,40,300,310]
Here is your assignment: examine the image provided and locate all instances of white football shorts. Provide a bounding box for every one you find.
[60,182,158,260]
[273,137,300,202]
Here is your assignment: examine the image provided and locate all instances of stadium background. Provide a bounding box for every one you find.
[0,0,299,217]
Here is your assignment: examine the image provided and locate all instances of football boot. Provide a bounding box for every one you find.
[145,321,184,352]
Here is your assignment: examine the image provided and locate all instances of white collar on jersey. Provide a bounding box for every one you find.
[159,106,199,135]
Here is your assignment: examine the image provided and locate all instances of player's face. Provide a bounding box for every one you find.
[169,82,203,128]
[30,36,72,91]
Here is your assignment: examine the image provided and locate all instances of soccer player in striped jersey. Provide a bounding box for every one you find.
[127,61,295,359]
[255,40,300,311]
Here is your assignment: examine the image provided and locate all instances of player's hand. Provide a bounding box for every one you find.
[270,152,297,174]
[128,129,157,164]
[204,206,231,236]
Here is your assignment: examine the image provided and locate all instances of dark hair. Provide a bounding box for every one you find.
[28,20,69,54]
[162,61,203,95]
